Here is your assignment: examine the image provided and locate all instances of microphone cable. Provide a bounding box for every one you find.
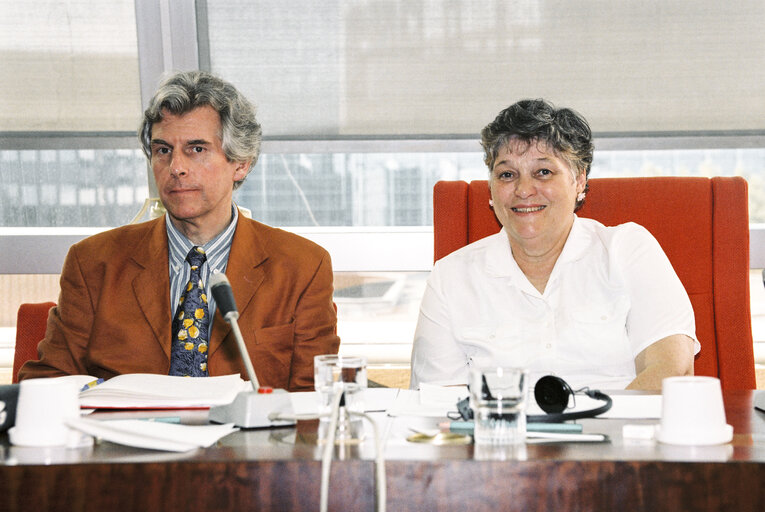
[209,271,389,508]
[271,389,387,512]
[320,388,344,512]
[349,409,386,512]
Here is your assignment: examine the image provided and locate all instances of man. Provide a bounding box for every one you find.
[19,71,340,391]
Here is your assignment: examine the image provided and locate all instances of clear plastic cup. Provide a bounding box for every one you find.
[469,366,529,445]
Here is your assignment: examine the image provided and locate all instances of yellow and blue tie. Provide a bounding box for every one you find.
[169,246,210,377]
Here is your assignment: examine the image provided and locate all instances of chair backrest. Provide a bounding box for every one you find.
[433,176,755,390]
[13,302,56,383]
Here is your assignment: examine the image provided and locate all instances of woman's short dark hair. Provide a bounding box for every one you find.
[139,71,262,190]
[481,99,594,209]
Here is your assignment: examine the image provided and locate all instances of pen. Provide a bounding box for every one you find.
[444,421,584,435]
[138,416,182,424]
[526,432,609,443]
[80,378,104,392]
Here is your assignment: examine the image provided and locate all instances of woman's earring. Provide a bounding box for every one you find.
[576,192,585,202]
[489,199,494,207]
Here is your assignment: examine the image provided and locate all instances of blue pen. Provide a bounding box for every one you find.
[448,420,583,435]
[80,378,104,392]
[139,416,182,424]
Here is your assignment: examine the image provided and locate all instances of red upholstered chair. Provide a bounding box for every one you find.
[433,177,755,390]
[13,302,55,383]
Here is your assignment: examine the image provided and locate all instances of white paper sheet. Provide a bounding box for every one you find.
[289,388,400,416]
[66,417,238,452]
[387,388,469,417]
[599,394,662,419]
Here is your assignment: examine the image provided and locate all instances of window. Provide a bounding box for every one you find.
[2,0,764,383]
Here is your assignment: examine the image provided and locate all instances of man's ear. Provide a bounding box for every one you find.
[233,160,251,181]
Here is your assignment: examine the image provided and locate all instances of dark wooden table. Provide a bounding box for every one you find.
[1,391,763,511]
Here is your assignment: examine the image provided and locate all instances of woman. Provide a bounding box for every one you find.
[410,99,698,391]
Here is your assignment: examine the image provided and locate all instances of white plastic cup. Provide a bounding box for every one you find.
[8,378,81,447]
[656,376,733,445]
[313,355,367,421]
[469,366,529,445]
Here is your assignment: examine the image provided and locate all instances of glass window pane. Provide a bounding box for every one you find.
[0,0,140,131]
[0,149,148,227]
[232,147,765,228]
[334,271,426,365]
[234,151,486,227]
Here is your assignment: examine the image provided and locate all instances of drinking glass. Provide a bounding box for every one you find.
[314,355,367,421]
[469,366,529,445]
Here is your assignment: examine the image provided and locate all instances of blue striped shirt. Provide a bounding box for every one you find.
[166,205,240,327]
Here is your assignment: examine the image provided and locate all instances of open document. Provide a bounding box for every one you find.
[53,374,249,409]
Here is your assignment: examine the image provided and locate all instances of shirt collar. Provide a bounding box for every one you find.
[555,215,592,264]
[484,215,591,279]
[166,203,239,271]
[484,231,518,278]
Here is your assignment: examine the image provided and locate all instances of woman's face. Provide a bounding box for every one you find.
[489,138,586,256]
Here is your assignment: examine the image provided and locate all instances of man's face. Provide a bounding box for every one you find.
[150,105,249,237]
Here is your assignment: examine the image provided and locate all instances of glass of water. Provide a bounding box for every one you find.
[469,366,529,445]
[313,354,367,421]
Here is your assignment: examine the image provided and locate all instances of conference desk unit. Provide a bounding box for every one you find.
[1,391,763,512]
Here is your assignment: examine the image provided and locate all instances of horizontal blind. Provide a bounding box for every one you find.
[206,0,765,137]
[0,0,140,132]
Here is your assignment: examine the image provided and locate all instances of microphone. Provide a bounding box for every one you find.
[207,271,294,428]
[210,271,239,322]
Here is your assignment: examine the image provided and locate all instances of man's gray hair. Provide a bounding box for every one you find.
[139,71,262,189]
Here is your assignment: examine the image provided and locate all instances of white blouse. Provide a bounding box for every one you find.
[410,216,699,391]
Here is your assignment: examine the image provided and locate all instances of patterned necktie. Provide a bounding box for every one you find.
[169,246,210,377]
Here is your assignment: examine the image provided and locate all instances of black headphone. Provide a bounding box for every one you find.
[455,375,612,423]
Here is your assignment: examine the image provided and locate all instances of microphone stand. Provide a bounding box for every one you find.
[224,309,259,392]
[207,273,295,428]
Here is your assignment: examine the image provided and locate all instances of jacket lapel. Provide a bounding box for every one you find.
[209,217,269,354]
[130,218,173,360]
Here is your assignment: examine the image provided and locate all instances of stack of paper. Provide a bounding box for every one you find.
[66,417,238,452]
